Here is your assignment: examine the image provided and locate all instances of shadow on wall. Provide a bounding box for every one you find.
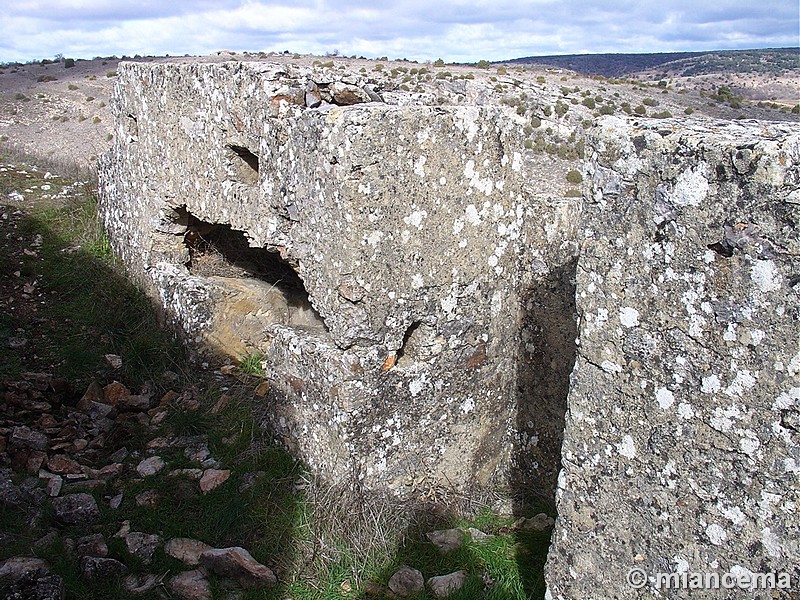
[512,258,578,509]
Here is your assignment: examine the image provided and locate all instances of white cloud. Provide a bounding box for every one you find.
[0,0,797,63]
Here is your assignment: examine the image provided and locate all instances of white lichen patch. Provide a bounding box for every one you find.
[701,374,721,394]
[655,387,675,409]
[724,370,757,398]
[751,260,782,293]
[617,434,636,459]
[671,166,709,207]
[403,209,428,229]
[705,523,728,545]
[619,307,640,328]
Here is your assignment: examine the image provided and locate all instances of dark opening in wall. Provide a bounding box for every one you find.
[513,258,578,507]
[395,320,436,368]
[177,208,326,330]
[227,144,259,185]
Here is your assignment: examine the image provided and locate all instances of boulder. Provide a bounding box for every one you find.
[199,546,276,588]
[52,493,100,526]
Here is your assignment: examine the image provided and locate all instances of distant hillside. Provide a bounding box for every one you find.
[504,48,800,78]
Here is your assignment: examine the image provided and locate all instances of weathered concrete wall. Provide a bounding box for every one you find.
[99,59,800,597]
[98,60,581,496]
[546,118,800,598]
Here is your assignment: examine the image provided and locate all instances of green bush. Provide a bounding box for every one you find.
[684,107,694,115]
[555,101,568,117]
[530,116,541,128]
[565,169,583,184]
[634,105,646,115]
[63,58,75,68]
[476,59,491,69]
[68,84,78,90]
[642,97,658,107]
[433,58,445,67]
[581,97,596,109]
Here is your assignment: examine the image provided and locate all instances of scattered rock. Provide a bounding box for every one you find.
[238,471,265,492]
[75,533,109,557]
[46,454,82,475]
[516,513,555,531]
[209,393,230,414]
[465,527,491,541]
[168,569,212,600]
[124,532,161,564]
[427,570,467,599]
[388,565,424,597]
[46,476,63,497]
[123,573,160,595]
[102,381,130,405]
[426,528,463,554]
[52,493,100,526]
[80,556,128,581]
[199,546,277,588]
[104,354,123,369]
[33,530,58,550]
[330,82,370,105]
[135,456,165,477]
[0,468,27,508]
[0,556,49,582]
[199,468,230,493]
[77,381,104,410]
[9,426,49,451]
[32,573,65,600]
[135,490,160,507]
[109,493,123,509]
[165,538,213,566]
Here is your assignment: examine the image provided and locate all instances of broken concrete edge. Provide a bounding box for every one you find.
[545,118,800,597]
[97,60,800,598]
[98,60,581,501]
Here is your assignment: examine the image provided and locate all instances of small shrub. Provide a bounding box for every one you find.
[643,97,658,107]
[63,58,75,68]
[684,107,694,115]
[565,169,583,184]
[564,188,582,197]
[652,110,673,119]
[85,96,94,102]
[792,105,800,114]
[240,352,267,376]
[105,70,117,77]
[14,92,27,100]
[68,84,78,90]
[542,105,552,117]
[581,97,596,109]
[37,75,58,82]
[92,116,101,123]
[530,116,541,128]
[99,101,106,108]
[634,105,646,115]
[554,101,568,117]
[433,58,445,67]
[476,59,491,69]
[599,105,615,115]
[496,66,507,75]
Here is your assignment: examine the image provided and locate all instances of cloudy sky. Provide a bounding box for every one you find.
[1,0,798,64]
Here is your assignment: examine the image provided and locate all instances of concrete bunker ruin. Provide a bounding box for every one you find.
[99,59,799,597]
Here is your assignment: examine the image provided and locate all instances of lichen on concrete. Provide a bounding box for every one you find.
[98,59,800,599]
